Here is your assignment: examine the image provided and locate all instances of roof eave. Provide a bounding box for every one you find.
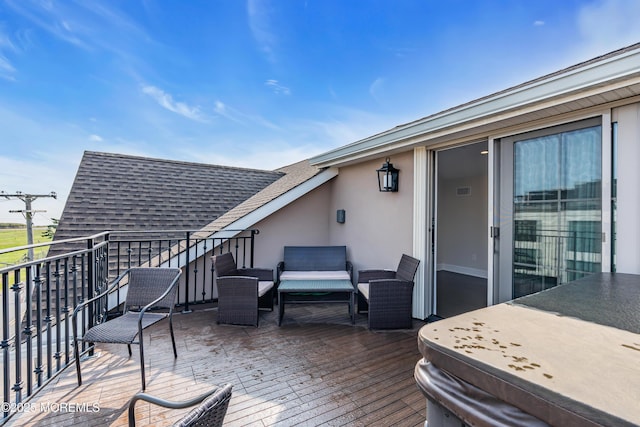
[310,46,640,168]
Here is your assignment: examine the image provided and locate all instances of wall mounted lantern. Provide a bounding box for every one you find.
[377,158,399,192]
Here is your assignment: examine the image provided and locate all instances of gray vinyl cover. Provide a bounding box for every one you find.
[414,360,550,427]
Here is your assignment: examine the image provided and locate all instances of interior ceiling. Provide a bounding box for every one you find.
[438,141,488,180]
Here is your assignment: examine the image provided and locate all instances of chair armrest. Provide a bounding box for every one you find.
[237,268,274,282]
[357,269,396,283]
[216,276,260,302]
[137,271,182,324]
[368,279,414,299]
[276,262,285,282]
[128,383,233,427]
[72,269,132,342]
[72,269,130,319]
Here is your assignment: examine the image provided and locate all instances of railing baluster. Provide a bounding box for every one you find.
[2,272,10,420]
[45,262,54,379]
[63,258,70,365]
[12,269,23,404]
[183,232,191,313]
[34,264,43,388]
[86,238,95,358]
[201,239,208,302]
[54,260,62,371]
[24,267,33,396]
[209,238,215,300]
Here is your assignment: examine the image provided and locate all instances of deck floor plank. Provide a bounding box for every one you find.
[6,303,427,426]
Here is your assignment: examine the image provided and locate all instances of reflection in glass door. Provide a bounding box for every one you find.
[512,125,602,298]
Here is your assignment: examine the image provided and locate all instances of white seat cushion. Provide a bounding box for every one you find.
[258,281,275,297]
[279,270,351,281]
[357,282,369,301]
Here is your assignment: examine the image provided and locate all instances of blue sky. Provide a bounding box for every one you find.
[1,0,639,225]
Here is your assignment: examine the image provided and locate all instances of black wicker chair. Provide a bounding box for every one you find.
[128,383,232,427]
[72,267,182,390]
[212,252,274,326]
[357,254,420,329]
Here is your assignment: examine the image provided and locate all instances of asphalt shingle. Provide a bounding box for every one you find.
[53,151,284,242]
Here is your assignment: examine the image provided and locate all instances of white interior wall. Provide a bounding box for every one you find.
[437,173,488,278]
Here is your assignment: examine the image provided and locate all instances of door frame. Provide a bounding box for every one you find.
[430,140,489,316]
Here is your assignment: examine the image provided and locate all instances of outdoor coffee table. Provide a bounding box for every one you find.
[277,279,356,326]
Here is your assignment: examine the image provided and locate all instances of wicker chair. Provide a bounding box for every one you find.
[128,383,232,427]
[212,252,274,326]
[357,254,420,329]
[72,267,182,390]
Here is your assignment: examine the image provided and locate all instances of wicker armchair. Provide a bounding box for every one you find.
[128,383,232,427]
[72,267,182,390]
[357,254,420,329]
[212,252,274,326]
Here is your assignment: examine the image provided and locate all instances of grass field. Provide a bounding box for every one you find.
[0,227,52,268]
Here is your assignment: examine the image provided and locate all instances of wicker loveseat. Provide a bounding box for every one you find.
[277,246,353,284]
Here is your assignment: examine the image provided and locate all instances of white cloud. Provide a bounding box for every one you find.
[0,30,17,80]
[247,0,278,62]
[141,85,206,121]
[576,0,640,56]
[193,144,317,171]
[265,79,291,95]
[213,99,280,130]
[213,100,242,124]
[0,154,78,225]
[4,0,153,59]
[533,20,545,26]
[369,77,385,102]
[89,134,103,142]
[4,0,90,50]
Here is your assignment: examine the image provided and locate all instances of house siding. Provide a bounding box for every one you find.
[327,152,415,279]
[251,183,332,272]
[613,101,640,274]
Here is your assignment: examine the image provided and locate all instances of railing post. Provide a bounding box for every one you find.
[183,231,191,313]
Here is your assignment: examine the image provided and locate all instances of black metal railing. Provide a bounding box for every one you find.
[513,229,602,298]
[0,228,257,424]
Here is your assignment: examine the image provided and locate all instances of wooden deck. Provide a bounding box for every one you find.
[7,303,428,426]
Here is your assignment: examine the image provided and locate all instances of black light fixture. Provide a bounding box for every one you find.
[377,157,399,192]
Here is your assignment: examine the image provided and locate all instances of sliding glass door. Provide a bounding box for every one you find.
[498,118,603,299]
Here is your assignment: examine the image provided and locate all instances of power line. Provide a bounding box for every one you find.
[1,191,57,261]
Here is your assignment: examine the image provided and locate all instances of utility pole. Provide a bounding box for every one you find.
[1,191,57,262]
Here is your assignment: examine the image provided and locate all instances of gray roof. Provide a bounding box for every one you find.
[54,151,284,241]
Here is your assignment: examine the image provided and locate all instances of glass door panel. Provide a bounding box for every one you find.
[512,125,602,298]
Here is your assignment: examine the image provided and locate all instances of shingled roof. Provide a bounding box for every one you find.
[193,158,325,237]
[53,151,284,242]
